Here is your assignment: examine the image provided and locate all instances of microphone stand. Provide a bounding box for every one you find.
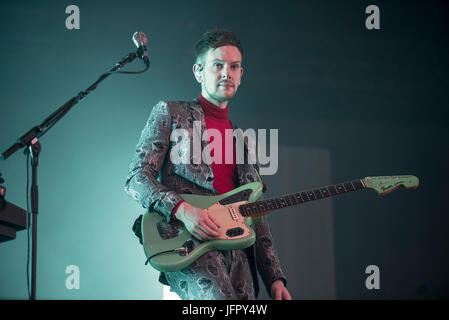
[1,49,145,300]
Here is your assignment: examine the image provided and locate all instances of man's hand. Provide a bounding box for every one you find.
[271,279,291,300]
[174,202,221,241]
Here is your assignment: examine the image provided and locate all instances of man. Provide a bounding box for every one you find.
[125,30,290,300]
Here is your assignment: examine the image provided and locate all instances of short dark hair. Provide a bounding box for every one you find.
[194,30,243,64]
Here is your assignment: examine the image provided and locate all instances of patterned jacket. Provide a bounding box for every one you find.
[124,99,287,297]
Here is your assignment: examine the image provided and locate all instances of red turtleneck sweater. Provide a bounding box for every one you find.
[171,94,237,217]
[197,94,237,194]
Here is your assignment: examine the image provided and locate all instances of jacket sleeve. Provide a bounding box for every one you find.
[253,216,288,296]
[124,101,183,222]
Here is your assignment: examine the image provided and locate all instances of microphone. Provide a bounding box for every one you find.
[132,31,150,68]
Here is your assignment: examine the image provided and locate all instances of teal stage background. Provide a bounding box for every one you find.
[0,0,448,299]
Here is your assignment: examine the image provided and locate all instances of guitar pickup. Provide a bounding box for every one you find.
[226,227,244,237]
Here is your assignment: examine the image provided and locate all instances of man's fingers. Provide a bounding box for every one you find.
[208,214,221,229]
[182,206,221,239]
[204,214,220,231]
[283,289,292,300]
[198,221,219,237]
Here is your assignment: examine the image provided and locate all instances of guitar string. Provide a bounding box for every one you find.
[239,179,364,216]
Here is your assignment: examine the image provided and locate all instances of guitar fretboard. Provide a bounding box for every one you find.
[238,179,365,217]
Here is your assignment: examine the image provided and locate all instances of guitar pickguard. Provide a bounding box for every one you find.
[204,201,252,240]
[218,188,253,205]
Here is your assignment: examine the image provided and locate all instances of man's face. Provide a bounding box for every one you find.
[194,45,243,106]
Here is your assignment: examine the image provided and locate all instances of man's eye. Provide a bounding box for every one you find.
[231,65,240,70]
[214,63,222,68]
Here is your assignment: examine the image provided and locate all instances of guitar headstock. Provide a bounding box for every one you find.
[362,175,419,196]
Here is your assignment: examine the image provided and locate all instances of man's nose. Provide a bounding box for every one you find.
[221,66,232,79]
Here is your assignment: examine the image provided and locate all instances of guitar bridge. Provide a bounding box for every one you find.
[227,205,239,221]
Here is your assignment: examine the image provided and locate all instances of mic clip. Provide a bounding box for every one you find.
[136,47,150,68]
[136,45,147,60]
[132,31,150,68]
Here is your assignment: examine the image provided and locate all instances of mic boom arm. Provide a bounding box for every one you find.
[1,34,149,160]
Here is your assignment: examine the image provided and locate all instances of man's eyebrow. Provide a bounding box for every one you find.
[211,59,241,64]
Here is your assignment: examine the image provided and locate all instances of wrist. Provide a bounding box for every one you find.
[272,278,287,289]
[171,200,186,220]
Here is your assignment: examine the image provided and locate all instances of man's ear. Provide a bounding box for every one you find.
[193,64,203,83]
[235,66,243,86]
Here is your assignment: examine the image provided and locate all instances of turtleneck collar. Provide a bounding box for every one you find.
[197,94,229,120]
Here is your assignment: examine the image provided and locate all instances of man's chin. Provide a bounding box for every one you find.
[218,91,237,101]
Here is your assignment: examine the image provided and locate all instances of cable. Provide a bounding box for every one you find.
[115,63,149,74]
[38,63,149,139]
[144,240,195,265]
[144,247,186,265]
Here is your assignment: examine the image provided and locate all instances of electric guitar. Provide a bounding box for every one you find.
[141,175,419,272]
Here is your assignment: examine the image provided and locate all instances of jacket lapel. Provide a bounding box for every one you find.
[180,101,263,191]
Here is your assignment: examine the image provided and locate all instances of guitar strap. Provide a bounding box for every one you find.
[253,163,266,192]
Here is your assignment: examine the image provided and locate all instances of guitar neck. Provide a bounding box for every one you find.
[238,179,366,218]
